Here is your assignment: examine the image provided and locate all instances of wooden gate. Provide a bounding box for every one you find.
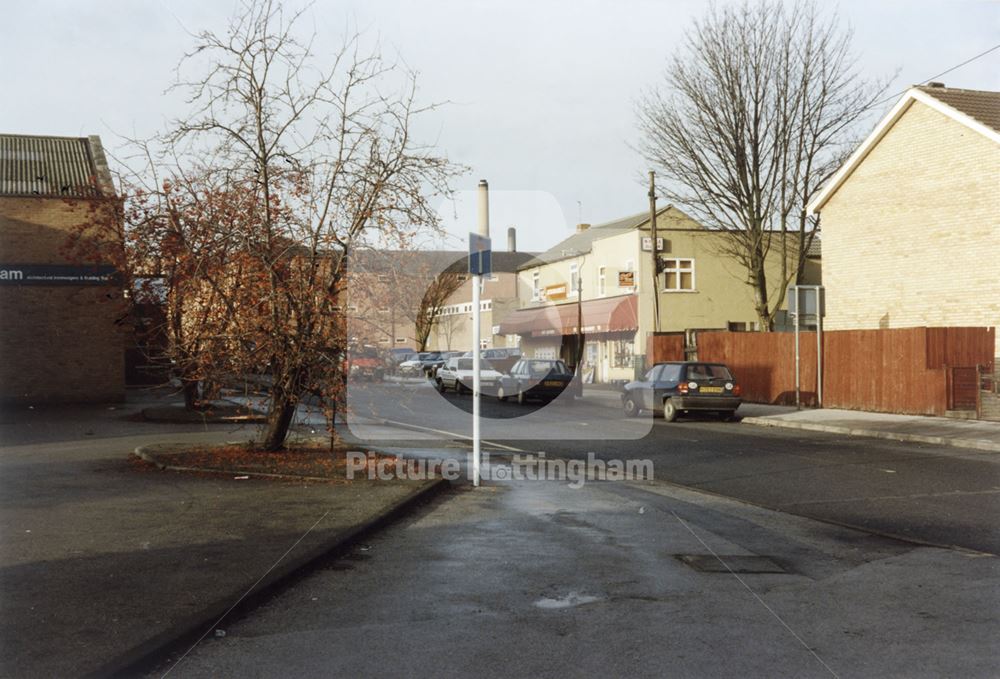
[949,367,979,411]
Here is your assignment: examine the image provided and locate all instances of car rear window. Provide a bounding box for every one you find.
[684,364,733,381]
[527,361,569,376]
[457,358,495,371]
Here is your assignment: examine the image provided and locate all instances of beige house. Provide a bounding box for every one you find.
[807,84,1000,357]
[501,207,817,383]
[346,244,534,354]
[427,250,538,352]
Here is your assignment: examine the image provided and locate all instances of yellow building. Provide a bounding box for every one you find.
[808,84,1000,357]
[500,207,818,383]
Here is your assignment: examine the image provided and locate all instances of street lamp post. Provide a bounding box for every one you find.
[576,275,583,376]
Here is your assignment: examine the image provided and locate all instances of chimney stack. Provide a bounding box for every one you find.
[576,223,591,233]
[507,227,517,252]
[476,180,490,238]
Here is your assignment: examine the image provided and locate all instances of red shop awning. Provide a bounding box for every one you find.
[497,295,638,337]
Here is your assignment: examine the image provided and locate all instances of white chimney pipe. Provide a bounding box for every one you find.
[477,179,490,238]
[507,226,516,252]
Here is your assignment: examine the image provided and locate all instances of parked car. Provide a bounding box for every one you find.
[621,361,742,421]
[497,359,576,404]
[346,344,385,381]
[388,347,416,367]
[436,357,504,394]
[398,351,445,376]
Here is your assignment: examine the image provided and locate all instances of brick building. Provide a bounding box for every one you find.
[808,85,1000,357]
[0,134,126,403]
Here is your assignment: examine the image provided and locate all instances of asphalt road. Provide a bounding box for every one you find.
[343,381,1000,555]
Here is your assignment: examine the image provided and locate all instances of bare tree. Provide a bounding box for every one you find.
[147,0,460,450]
[435,311,466,351]
[637,0,889,329]
[413,271,466,351]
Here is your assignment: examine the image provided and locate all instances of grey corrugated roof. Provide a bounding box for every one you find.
[917,86,1000,134]
[517,207,673,270]
[0,134,115,197]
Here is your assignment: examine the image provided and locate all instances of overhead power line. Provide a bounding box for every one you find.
[869,42,1000,110]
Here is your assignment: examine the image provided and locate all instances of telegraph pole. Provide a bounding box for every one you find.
[649,171,661,333]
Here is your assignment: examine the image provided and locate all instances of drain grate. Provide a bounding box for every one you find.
[676,554,787,574]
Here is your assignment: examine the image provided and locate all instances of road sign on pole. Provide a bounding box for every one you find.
[469,232,492,276]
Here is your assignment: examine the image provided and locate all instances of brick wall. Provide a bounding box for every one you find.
[0,196,125,403]
[819,100,1000,356]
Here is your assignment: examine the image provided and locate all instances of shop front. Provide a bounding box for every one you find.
[497,294,639,384]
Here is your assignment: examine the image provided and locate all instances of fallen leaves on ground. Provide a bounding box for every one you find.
[145,443,423,482]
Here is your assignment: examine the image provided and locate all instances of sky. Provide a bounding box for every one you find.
[2,0,998,253]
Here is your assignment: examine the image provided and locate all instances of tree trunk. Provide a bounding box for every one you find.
[750,257,772,331]
[262,397,297,451]
[182,378,200,410]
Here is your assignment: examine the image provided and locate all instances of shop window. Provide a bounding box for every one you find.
[612,339,635,368]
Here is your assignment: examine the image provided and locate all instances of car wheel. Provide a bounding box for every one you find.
[497,386,507,402]
[623,395,639,417]
[719,410,738,422]
[663,398,678,422]
[435,379,444,392]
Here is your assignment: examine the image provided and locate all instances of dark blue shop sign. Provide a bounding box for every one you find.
[0,264,119,286]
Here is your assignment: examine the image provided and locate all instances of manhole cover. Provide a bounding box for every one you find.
[676,554,787,574]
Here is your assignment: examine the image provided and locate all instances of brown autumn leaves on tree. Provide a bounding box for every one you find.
[73,1,460,451]
[637,0,891,330]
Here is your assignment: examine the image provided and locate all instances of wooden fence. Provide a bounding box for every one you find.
[646,333,685,364]
[688,326,995,416]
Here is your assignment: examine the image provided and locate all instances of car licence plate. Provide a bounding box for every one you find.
[543,380,563,387]
[700,386,723,393]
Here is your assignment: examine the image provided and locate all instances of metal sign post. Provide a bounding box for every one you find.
[469,180,491,487]
[793,299,801,409]
[788,285,825,410]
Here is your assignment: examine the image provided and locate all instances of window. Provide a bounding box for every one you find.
[569,263,579,297]
[621,260,635,291]
[597,266,606,297]
[662,258,695,291]
[660,364,682,383]
[531,271,540,300]
[612,339,634,368]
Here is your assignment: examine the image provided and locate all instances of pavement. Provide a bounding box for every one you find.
[142,470,1000,678]
[580,384,1000,452]
[0,388,445,678]
[742,407,1000,452]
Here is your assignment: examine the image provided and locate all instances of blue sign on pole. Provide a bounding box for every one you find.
[469,233,492,276]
